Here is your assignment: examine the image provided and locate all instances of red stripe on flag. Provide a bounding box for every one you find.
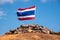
[18,6,36,11]
[18,17,35,20]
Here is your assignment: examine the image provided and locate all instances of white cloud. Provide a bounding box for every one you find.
[41,0,59,3]
[0,10,6,17]
[0,0,15,4]
[0,10,7,20]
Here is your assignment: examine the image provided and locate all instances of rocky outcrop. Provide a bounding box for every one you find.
[5,24,51,34]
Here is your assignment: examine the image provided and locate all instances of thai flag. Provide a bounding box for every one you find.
[17,6,36,20]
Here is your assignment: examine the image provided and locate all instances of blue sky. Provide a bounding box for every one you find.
[0,0,60,35]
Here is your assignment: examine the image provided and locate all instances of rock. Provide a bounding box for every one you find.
[5,24,51,34]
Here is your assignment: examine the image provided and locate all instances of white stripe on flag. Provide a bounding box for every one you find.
[18,15,35,18]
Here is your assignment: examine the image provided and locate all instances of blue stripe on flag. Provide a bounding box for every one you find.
[17,10,35,16]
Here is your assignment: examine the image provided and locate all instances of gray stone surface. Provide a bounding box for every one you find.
[5,24,51,34]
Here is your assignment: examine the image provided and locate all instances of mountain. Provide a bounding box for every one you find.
[0,24,60,40]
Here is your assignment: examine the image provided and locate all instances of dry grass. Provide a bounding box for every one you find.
[0,33,60,40]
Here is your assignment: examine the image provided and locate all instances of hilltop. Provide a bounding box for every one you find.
[5,24,51,34]
[0,24,60,40]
